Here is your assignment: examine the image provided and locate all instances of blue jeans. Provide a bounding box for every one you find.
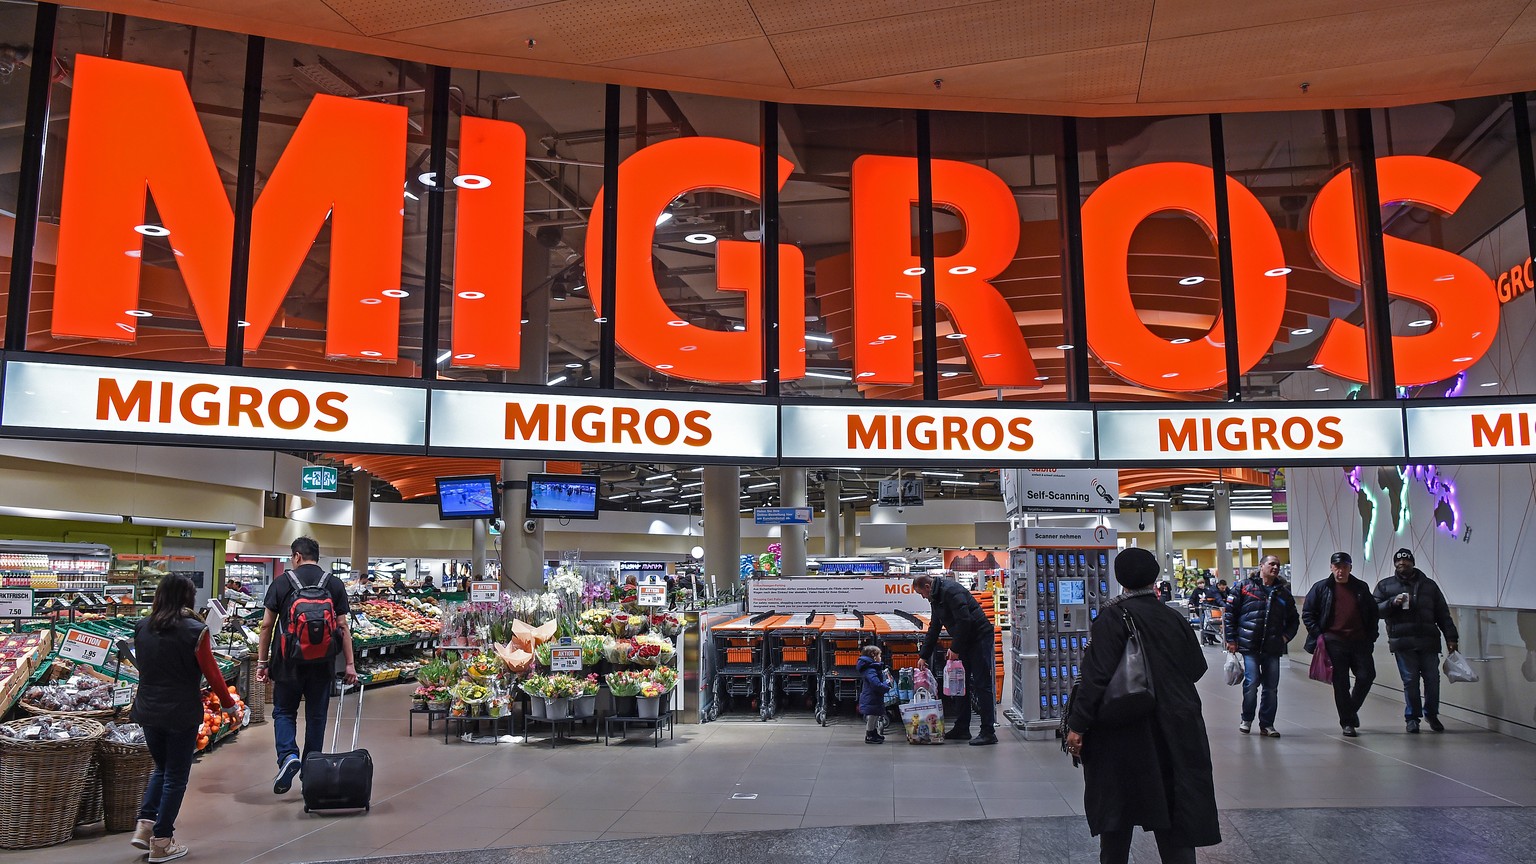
[1395,649,1441,719]
[137,725,197,839]
[271,664,334,768]
[1241,653,1280,727]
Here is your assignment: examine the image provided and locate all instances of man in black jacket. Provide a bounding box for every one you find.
[1302,551,1379,737]
[915,574,996,745]
[1374,548,1459,733]
[1225,556,1300,737]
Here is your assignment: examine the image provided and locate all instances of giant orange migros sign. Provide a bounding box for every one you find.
[50,56,1500,392]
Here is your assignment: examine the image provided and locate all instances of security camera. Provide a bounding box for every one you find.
[522,519,538,535]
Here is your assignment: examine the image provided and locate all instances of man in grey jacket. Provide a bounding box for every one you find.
[1373,548,1459,733]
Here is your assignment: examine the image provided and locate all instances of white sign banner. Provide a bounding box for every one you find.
[1012,468,1119,514]
[0,589,33,617]
[1016,527,1118,548]
[430,390,777,460]
[469,581,500,603]
[549,646,582,672]
[1,361,426,447]
[1097,406,1404,462]
[59,629,111,666]
[780,404,1095,462]
[748,577,927,614]
[1405,403,1536,459]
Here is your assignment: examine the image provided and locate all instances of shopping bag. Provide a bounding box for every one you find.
[883,672,900,707]
[943,658,966,696]
[899,698,945,744]
[1224,651,1243,686]
[911,664,938,699]
[1442,650,1480,683]
[1308,637,1333,684]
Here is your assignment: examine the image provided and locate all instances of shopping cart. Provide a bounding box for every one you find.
[814,612,876,726]
[701,611,781,722]
[1197,607,1225,646]
[763,612,829,720]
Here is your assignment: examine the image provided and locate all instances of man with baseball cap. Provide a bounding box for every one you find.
[1373,548,1459,733]
[1302,551,1380,737]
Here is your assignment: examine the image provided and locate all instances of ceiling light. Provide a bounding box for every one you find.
[805,334,833,343]
[1161,372,1179,378]
[732,323,746,331]
[360,298,382,305]
[680,345,697,352]
[941,372,960,378]
[1265,267,1292,277]
[454,174,491,189]
[134,224,170,237]
[610,493,633,500]
[840,495,868,502]
[1056,343,1075,350]
[454,352,476,360]
[360,350,382,357]
[1453,356,1473,363]
[982,352,1001,359]
[594,317,608,323]
[546,375,567,386]
[1314,387,1329,392]
[655,212,674,227]
[641,498,666,505]
[436,350,452,364]
[382,289,409,298]
[941,480,980,486]
[1170,338,1190,344]
[1408,319,1432,328]
[457,291,484,300]
[681,481,703,489]
[948,265,976,275]
[647,473,674,482]
[902,267,926,276]
[1178,276,1205,286]
[1307,363,1324,369]
[746,482,775,490]
[656,363,673,370]
[945,333,967,340]
[857,371,876,378]
[1433,274,1454,281]
[564,362,583,369]
[680,492,702,499]
[116,323,135,333]
[806,371,853,381]
[667,320,688,327]
[1034,375,1049,381]
[834,467,861,472]
[878,334,897,341]
[668,502,689,509]
[684,233,715,244]
[551,285,567,301]
[921,471,963,478]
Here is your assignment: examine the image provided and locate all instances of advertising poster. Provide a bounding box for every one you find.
[748,577,925,614]
[1014,468,1120,514]
[1271,468,1288,523]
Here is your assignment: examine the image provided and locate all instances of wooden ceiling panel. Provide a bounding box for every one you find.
[820,43,1144,105]
[1149,0,1429,41]
[746,0,980,35]
[534,0,764,63]
[328,0,547,38]
[605,37,794,89]
[768,0,1154,88]
[1467,42,1536,87]
[1497,1,1536,44]
[1143,47,1489,105]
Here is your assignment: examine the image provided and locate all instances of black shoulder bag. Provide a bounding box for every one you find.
[1096,608,1157,727]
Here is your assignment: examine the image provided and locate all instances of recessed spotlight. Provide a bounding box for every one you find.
[1479,382,1498,387]
[1161,372,1179,378]
[125,309,153,318]
[680,345,697,352]
[946,333,967,340]
[732,324,746,331]
[594,317,608,323]
[457,291,485,300]
[684,233,716,244]
[360,298,382,305]
[1056,343,1075,350]
[1265,267,1292,277]
[1408,319,1432,327]
[454,353,475,360]
[1034,375,1049,381]
[894,292,913,299]
[941,372,960,378]
[903,267,926,276]
[1453,356,1473,363]
[134,224,170,237]
[454,174,491,189]
[1170,337,1190,344]
[116,323,135,334]
[565,362,583,369]
[382,289,409,298]
[878,334,897,341]
[948,265,977,275]
[982,352,1001,359]
[857,371,876,378]
[868,340,886,346]
[1179,276,1204,286]
[360,350,382,357]
[124,250,142,258]
[667,320,688,327]
[656,364,673,370]
[1291,328,1313,336]
[1433,274,1455,281]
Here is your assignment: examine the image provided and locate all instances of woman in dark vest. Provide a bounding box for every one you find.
[131,573,241,862]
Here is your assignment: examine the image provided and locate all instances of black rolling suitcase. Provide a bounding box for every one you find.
[302,683,372,813]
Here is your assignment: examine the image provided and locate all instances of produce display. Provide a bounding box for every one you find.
[196,686,245,751]
[0,715,100,740]
[356,656,422,684]
[23,672,116,713]
[356,598,441,636]
[103,721,146,745]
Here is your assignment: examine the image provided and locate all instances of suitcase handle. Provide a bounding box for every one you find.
[330,678,364,752]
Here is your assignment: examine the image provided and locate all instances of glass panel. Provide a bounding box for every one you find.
[437,69,606,387]
[1373,97,1525,400]
[0,1,36,339]
[242,40,427,377]
[1224,109,1364,402]
[1077,114,1219,401]
[929,111,1063,400]
[27,13,244,364]
[780,104,917,398]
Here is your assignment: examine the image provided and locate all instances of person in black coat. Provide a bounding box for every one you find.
[1301,551,1380,737]
[914,573,996,744]
[1224,556,1300,737]
[1373,548,1459,733]
[1064,548,1220,864]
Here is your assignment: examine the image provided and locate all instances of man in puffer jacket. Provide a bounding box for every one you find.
[1225,556,1300,738]
[1373,548,1459,733]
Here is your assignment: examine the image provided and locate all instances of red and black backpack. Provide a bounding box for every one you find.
[281,571,338,665]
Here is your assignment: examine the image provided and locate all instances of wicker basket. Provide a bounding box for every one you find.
[0,716,106,849]
[98,738,155,833]
[18,701,118,720]
[239,658,266,723]
[76,753,103,826]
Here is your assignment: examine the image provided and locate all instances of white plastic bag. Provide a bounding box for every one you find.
[943,658,966,696]
[1442,650,1479,683]
[1224,651,1243,686]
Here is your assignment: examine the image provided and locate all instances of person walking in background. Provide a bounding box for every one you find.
[130,573,242,862]
[1226,555,1300,737]
[255,536,358,796]
[856,644,889,744]
[1302,551,1380,737]
[913,573,997,745]
[1064,548,1220,864]
[1374,548,1459,733]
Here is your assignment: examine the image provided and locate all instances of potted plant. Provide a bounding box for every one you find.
[636,681,665,718]
[572,673,600,718]
[521,674,550,718]
[411,685,430,710]
[606,670,644,716]
[423,684,451,712]
[545,673,579,718]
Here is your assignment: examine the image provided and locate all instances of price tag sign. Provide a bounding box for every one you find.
[638,584,667,607]
[469,581,500,603]
[59,629,111,666]
[550,646,582,671]
[0,588,34,617]
[104,584,136,605]
[112,682,136,707]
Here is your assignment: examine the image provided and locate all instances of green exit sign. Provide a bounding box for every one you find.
[301,466,338,494]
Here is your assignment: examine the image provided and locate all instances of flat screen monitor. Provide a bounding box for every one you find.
[1059,578,1087,605]
[527,473,600,521]
[435,474,499,521]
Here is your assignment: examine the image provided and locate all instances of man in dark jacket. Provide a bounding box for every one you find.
[914,573,996,745]
[1225,555,1300,737]
[1374,548,1459,733]
[1302,551,1379,737]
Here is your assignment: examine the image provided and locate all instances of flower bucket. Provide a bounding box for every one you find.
[613,695,637,717]
[636,695,660,719]
[572,695,596,718]
[528,697,546,719]
[544,697,570,719]
[427,699,449,713]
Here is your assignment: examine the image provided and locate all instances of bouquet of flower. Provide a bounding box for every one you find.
[466,652,502,683]
[579,673,600,696]
[520,674,550,698]
[575,635,608,666]
[605,638,635,665]
[649,612,684,638]
[533,641,553,668]
[608,611,643,637]
[413,683,450,705]
[605,670,646,697]
[580,581,611,606]
[452,681,490,704]
[639,681,665,698]
[577,608,612,635]
[634,633,676,664]
[617,583,640,612]
[628,641,664,667]
[647,666,677,693]
[546,674,581,698]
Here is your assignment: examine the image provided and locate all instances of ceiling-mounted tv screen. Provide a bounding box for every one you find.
[528,473,600,521]
[435,474,499,521]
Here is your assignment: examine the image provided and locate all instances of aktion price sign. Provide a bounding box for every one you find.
[469,581,500,603]
[59,629,111,666]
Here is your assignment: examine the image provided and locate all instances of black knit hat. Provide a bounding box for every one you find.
[1114,547,1159,589]
[1393,548,1414,563]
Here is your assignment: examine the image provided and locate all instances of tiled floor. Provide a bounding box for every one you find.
[35,647,1536,864]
